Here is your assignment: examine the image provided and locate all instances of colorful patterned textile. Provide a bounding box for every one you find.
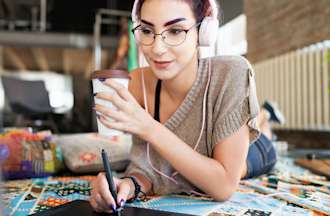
[1,176,95,216]
[0,130,63,180]
[55,133,131,173]
[1,158,330,216]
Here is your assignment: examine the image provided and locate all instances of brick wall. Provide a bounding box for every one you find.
[244,0,330,63]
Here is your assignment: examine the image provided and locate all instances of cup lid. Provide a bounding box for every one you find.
[91,70,131,80]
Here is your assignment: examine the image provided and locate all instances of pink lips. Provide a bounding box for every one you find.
[153,60,173,69]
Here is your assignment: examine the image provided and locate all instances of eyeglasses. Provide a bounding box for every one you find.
[132,22,200,46]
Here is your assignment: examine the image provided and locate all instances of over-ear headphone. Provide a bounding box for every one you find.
[131,0,219,47]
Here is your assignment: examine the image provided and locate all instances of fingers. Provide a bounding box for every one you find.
[94,193,111,211]
[89,174,132,213]
[94,104,128,122]
[96,91,127,111]
[104,79,135,102]
[98,115,128,132]
[90,189,113,213]
[98,173,117,209]
[116,179,132,208]
[89,196,103,213]
[96,79,138,107]
[89,173,117,213]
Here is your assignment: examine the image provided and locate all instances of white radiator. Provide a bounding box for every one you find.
[253,41,330,130]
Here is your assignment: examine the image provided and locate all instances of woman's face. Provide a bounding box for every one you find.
[138,0,199,80]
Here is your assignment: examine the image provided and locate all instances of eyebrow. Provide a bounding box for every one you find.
[141,18,187,27]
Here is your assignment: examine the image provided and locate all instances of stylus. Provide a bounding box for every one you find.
[101,149,118,203]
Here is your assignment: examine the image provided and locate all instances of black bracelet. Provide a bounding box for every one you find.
[120,176,146,202]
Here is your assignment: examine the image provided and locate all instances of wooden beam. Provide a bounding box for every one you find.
[5,47,27,71]
[31,48,49,71]
[62,49,71,74]
[84,52,94,79]
[0,46,3,73]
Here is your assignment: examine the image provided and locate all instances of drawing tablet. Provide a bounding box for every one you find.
[31,200,195,216]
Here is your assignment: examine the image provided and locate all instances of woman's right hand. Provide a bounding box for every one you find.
[89,172,134,213]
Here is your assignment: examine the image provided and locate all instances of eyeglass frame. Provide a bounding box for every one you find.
[131,22,201,47]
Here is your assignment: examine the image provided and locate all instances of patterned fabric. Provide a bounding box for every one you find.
[55,133,132,173]
[1,158,330,216]
[0,130,64,180]
[1,176,95,216]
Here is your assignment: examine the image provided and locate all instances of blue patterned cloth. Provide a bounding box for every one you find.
[1,157,330,216]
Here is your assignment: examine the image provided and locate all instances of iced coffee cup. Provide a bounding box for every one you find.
[91,70,130,137]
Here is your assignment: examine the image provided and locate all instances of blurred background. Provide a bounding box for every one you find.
[0,0,329,149]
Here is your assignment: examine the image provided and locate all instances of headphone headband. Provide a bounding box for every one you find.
[131,0,139,23]
[132,0,219,48]
[207,0,219,20]
[131,0,218,24]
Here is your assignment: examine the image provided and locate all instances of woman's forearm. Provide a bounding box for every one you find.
[143,122,238,200]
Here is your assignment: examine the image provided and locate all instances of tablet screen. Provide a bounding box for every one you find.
[31,200,195,216]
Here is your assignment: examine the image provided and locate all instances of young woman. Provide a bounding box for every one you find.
[90,0,277,213]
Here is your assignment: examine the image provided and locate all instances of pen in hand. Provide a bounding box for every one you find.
[101,149,119,211]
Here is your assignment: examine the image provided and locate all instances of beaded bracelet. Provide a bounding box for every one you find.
[120,176,146,202]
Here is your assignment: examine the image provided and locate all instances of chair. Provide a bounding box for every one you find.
[1,76,58,132]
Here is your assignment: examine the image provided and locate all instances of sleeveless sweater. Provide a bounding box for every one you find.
[125,55,260,195]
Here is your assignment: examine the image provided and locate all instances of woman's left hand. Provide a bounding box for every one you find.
[94,79,156,140]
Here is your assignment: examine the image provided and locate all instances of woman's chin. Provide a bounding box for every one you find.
[150,65,177,80]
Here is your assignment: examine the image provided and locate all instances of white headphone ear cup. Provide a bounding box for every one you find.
[198,17,219,47]
[132,0,140,23]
